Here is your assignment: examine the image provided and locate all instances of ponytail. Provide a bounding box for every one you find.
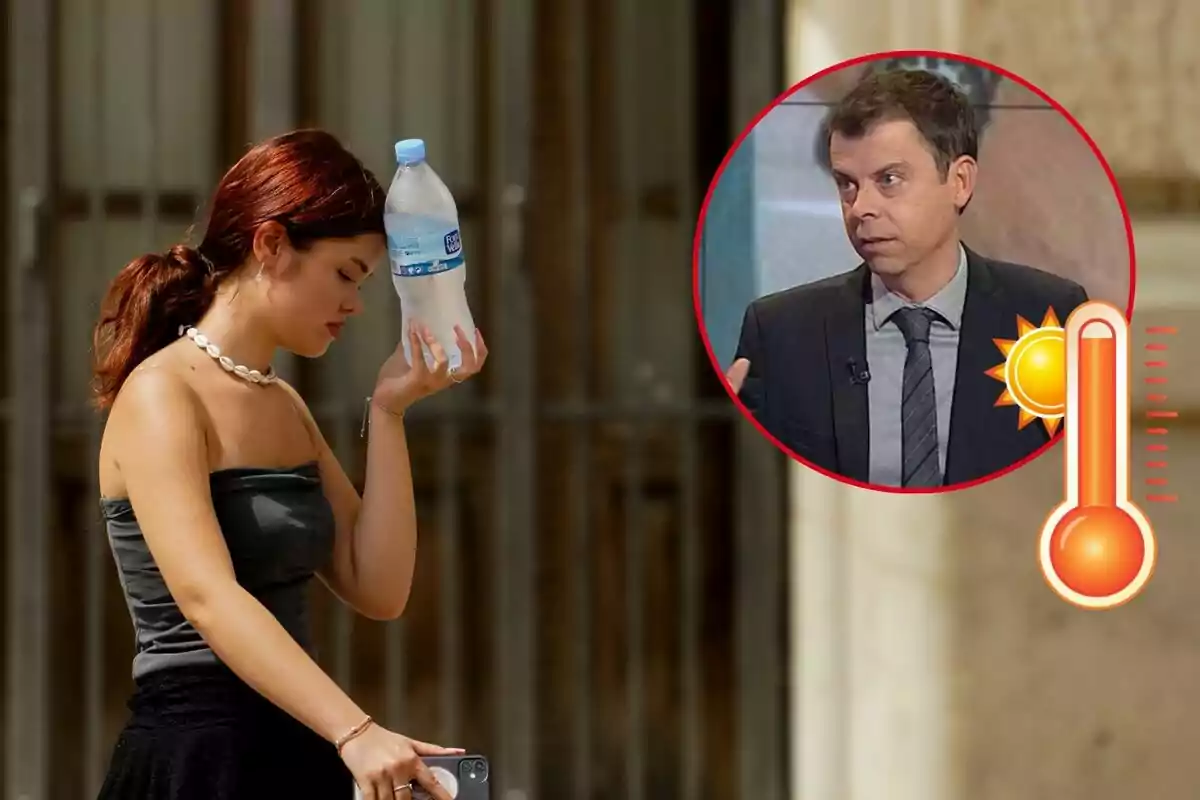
[90,244,217,409]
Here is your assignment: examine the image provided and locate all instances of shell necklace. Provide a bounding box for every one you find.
[179,325,278,385]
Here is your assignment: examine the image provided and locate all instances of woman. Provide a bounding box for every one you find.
[92,129,484,800]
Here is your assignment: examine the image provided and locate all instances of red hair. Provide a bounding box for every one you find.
[91,129,385,409]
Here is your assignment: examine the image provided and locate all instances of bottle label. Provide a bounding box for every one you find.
[388,226,465,277]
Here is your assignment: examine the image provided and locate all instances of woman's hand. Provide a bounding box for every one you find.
[341,723,463,800]
[372,321,488,414]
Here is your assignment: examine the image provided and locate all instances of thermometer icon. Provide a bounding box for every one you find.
[1039,301,1156,609]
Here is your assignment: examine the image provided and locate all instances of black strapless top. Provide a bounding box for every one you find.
[101,462,336,679]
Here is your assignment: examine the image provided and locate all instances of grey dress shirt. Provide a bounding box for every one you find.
[865,246,968,487]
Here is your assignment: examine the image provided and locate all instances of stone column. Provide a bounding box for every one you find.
[783,3,1200,798]
[783,4,962,799]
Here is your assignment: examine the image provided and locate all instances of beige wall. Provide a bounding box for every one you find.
[950,221,1200,800]
[788,0,1199,179]
[965,0,1200,179]
[784,2,1199,799]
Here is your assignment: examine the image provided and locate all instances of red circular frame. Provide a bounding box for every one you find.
[691,49,1137,495]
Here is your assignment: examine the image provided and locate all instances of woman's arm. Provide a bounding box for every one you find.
[281,324,487,622]
[277,380,418,622]
[110,370,370,744]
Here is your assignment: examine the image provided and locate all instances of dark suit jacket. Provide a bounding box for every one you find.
[733,245,1090,486]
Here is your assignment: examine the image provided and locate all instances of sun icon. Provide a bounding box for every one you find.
[985,308,1066,435]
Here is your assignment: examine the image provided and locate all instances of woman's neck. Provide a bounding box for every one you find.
[193,294,276,374]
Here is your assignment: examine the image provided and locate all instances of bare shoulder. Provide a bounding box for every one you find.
[270,380,344,486]
[100,357,207,496]
[273,377,308,412]
[272,377,320,433]
[109,360,203,434]
[100,357,241,610]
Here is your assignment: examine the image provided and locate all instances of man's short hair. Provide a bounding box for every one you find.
[824,68,978,176]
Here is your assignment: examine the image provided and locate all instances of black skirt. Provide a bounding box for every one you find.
[98,663,356,799]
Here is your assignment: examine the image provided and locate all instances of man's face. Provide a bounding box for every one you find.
[829,118,973,278]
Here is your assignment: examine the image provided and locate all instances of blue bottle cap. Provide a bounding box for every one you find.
[394,139,426,165]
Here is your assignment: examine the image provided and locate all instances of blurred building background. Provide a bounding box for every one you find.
[5,2,790,800]
[1,1,1196,800]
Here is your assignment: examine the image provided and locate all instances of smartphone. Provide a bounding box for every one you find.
[411,755,490,800]
[351,755,490,800]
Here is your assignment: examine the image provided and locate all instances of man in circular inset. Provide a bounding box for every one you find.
[728,68,1088,488]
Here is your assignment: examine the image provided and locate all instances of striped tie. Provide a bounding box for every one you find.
[891,307,942,488]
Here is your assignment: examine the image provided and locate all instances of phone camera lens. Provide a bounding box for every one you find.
[461,758,488,782]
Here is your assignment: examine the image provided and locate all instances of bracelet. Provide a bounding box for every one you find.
[335,715,375,754]
[359,396,405,439]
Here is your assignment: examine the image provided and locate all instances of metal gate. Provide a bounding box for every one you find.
[4,1,789,798]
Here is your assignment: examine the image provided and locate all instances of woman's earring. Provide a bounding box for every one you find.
[255,262,265,282]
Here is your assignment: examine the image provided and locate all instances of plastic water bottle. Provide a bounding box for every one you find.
[385,138,476,370]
